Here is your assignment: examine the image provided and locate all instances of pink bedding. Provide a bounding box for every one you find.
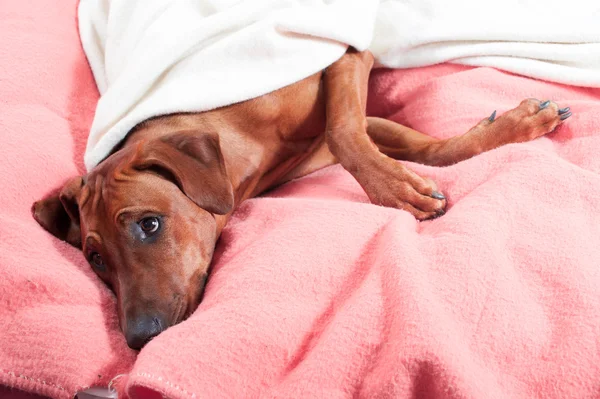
[2,1,600,398]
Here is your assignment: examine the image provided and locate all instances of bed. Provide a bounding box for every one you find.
[2,1,600,398]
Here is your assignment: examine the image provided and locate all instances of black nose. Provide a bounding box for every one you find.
[125,315,165,350]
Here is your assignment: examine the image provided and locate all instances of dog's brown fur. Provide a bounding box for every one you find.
[32,49,570,349]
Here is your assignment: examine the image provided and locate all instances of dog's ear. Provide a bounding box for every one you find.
[133,131,234,215]
[31,176,84,248]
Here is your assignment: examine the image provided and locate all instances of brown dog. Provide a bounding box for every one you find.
[32,49,571,349]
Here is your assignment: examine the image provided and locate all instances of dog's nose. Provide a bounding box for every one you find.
[125,314,165,350]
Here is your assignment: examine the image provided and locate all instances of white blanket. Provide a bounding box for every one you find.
[79,0,600,171]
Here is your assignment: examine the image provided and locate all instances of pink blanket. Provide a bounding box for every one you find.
[2,1,600,398]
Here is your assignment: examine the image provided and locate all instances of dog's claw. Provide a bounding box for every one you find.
[431,191,446,200]
[560,111,572,120]
[558,107,570,115]
[539,100,551,110]
[435,208,446,216]
[488,110,497,122]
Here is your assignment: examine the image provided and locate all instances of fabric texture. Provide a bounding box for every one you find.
[0,1,137,398]
[79,0,600,171]
[3,0,600,398]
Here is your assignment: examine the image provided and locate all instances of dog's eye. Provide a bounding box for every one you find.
[139,217,160,234]
[89,252,105,271]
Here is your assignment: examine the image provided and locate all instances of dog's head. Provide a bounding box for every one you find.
[32,131,234,349]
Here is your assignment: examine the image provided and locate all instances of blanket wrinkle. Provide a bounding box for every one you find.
[282,217,393,379]
[471,284,494,340]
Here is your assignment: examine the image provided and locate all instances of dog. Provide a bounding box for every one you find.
[32,49,571,349]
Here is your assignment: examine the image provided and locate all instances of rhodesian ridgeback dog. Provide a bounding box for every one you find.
[32,49,571,349]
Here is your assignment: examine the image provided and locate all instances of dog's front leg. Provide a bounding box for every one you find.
[323,49,446,220]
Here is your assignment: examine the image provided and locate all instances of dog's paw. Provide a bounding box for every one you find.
[359,157,446,220]
[479,99,571,146]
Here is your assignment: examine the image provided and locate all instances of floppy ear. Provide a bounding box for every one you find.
[133,131,234,215]
[31,176,84,248]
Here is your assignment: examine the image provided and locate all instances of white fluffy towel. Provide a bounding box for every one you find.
[79,0,600,171]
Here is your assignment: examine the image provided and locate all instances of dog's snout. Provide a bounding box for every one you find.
[125,314,165,350]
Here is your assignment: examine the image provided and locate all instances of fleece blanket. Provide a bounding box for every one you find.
[3,1,600,399]
[78,0,600,171]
